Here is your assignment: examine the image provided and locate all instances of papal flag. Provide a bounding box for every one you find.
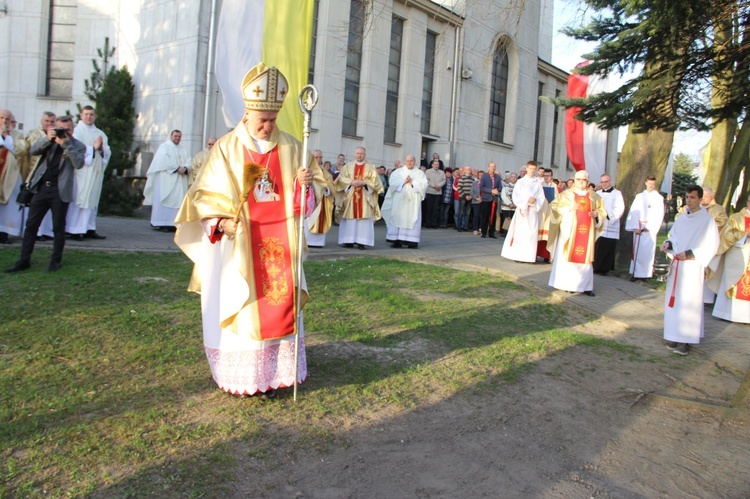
[214,0,315,139]
[565,60,609,181]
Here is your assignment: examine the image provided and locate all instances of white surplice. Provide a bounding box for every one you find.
[501,175,544,263]
[663,207,719,344]
[144,140,189,227]
[67,122,110,233]
[625,189,664,277]
[381,166,427,244]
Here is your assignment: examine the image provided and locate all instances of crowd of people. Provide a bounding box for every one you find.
[1,61,747,400]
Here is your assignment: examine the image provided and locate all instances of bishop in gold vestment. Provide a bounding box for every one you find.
[547,171,606,294]
[174,63,326,397]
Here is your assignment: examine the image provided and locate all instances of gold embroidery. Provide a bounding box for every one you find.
[259,237,288,306]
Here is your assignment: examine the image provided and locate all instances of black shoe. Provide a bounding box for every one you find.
[390,242,403,248]
[47,262,62,272]
[357,244,366,250]
[672,343,690,356]
[69,234,84,241]
[343,243,354,248]
[629,276,640,282]
[259,388,277,400]
[481,235,487,238]
[665,341,680,351]
[456,228,463,232]
[86,231,106,240]
[489,234,497,239]
[5,261,30,273]
[407,243,418,249]
[543,258,551,264]
[583,290,595,296]
[0,232,9,244]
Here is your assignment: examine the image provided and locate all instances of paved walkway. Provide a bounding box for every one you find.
[14,216,749,372]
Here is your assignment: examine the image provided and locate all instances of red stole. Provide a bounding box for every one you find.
[737,216,750,302]
[243,147,296,339]
[352,163,366,219]
[570,194,592,264]
[0,147,8,179]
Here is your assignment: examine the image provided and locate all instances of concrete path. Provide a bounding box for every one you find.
[15,216,749,372]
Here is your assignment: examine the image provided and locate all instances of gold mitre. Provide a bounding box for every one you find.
[241,63,289,111]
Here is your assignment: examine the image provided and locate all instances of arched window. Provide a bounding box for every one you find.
[488,40,510,143]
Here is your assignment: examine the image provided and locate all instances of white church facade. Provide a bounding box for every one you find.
[0,0,617,178]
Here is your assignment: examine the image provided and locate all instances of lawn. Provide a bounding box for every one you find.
[0,250,637,497]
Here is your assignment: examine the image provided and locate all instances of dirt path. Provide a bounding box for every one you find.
[228,315,749,498]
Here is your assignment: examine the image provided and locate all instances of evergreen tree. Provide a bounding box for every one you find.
[559,0,749,211]
[81,39,142,215]
[671,153,699,200]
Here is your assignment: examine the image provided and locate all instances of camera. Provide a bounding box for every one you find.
[54,128,68,138]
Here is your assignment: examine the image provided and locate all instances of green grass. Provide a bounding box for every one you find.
[0,249,636,497]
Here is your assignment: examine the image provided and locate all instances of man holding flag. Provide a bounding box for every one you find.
[175,63,326,398]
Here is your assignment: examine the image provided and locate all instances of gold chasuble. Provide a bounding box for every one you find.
[739,216,750,301]
[336,161,384,221]
[174,124,326,341]
[0,146,20,205]
[308,168,334,235]
[548,189,606,264]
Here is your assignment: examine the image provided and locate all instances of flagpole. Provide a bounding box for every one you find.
[293,84,318,402]
[201,0,219,146]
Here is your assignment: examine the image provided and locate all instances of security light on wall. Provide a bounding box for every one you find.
[461,69,473,79]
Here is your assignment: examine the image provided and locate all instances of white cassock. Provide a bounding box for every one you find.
[663,207,719,344]
[0,135,23,236]
[625,189,664,278]
[144,140,189,227]
[501,175,544,263]
[381,166,428,244]
[67,122,110,234]
[707,209,750,323]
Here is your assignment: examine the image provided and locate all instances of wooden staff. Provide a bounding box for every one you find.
[294,84,318,402]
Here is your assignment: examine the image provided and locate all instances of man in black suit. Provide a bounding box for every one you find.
[5,115,86,273]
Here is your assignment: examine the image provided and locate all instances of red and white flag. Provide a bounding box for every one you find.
[565,61,609,181]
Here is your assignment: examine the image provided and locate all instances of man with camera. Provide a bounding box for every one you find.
[5,115,86,273]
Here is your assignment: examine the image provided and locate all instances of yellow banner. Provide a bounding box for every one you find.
[263,0,315,140]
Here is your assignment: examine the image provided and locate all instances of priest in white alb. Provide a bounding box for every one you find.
[335,146,383,249]
[66,105,110,240]
[144,129,190,231]
[174,63,326,398]
[501,160,544,263]
[547,170,607,295]
[381,154,428,249]
[706,197,750,324]
[625,175,664,280]
[660,185,720,356]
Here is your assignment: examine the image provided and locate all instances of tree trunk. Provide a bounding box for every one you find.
[615,127,675,270]
[704,13,740,199]
[721,116,750,211]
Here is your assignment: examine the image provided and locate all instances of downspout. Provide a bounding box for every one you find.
[202,0,219,145]
[448,24,462,170]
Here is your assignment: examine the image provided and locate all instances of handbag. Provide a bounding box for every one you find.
[16,183,33,207]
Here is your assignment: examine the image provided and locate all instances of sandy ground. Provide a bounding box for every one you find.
[223,317,749,498]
